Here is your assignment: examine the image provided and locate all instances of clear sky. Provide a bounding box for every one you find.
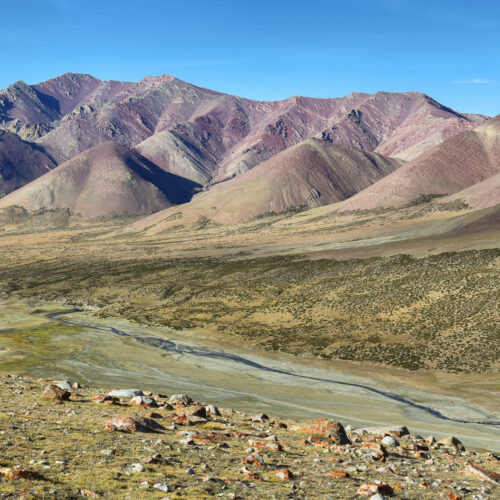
[2,0,499,115]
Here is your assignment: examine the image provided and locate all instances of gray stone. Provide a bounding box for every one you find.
[107,389,143,398]
[153,483,171,493]
[129,463,145,473]
[381,435,399,447]
[169,394,193,405]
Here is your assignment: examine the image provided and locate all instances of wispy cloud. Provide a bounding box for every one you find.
[453,78,491,84]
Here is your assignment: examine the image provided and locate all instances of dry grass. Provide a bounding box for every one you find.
[0,375,498,499]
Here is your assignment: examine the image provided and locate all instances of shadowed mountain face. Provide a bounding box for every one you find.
[125,138,402,231]
[335,115,500,212]
[0,131,56,197]
[0,142,200,217]
[0,73,488,192]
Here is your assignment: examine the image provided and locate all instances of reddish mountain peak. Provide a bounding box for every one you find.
[33,73,103,116]
[336,115,500,212]
[0,140,200,217]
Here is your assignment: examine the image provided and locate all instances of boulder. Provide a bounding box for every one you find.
[0,467,41,480]
[382,435,399,447]
[243,452,264,466]
[463,463,500,484]
[275,468,294,480]
[105,416,165,433]
[80,490,103,498]
[205,404,221,416]
[177,404,206,418]
[297,419,351,445]
[436,436,465,451]
[240,467,259,480]
[247,439,283,452]
[355,426,409,437]
[129,395,158,407]
[328,470,350,478]
[41,384,71,401]
[169,394,193,405]
[107,389,143,398]
[363,443,388,462]
[356,483,394,497]
[54,380,74,392]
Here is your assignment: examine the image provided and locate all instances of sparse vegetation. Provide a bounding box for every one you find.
[436,199,471,211]
[405,194,446,207]
[1,241,498,373]
[0,376,497,499]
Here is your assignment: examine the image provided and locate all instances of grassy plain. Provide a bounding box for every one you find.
[0,203,498,377]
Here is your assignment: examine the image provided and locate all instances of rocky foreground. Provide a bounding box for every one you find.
[0,375,498,499]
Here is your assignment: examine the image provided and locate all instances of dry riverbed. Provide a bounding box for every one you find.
[1,299,499,454]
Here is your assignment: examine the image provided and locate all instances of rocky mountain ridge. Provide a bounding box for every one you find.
[0,73,488,201]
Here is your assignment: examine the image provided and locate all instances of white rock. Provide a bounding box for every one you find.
[55,381,73,392]
[169,394,193,404]
[205,404,221,416]
[130,463,145,473]
[153,483,171,492]
[382,435,399,447]
[355,425,409,437]
[107,389,143,398]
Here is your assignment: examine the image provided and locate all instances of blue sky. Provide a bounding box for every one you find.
[2,0,499,115]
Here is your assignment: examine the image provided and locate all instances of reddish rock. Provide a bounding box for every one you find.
[247,439,283,452]
[41,384,71,401]
[80,490,103,497]
[425,435,436,445]
[298,419,351,445]
[242,452,264,466]
[105,416,165,433]
[174,415,190,426]
[363,442,388,462]
[328,470,350,478]
[275,468,294,481]
[240,467,259,480]
[0,467,41,480]
[357,483,394,497]
[463,462,500,484]
[440,489,462,499]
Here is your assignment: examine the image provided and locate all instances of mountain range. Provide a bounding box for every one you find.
[0,72,497,222]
